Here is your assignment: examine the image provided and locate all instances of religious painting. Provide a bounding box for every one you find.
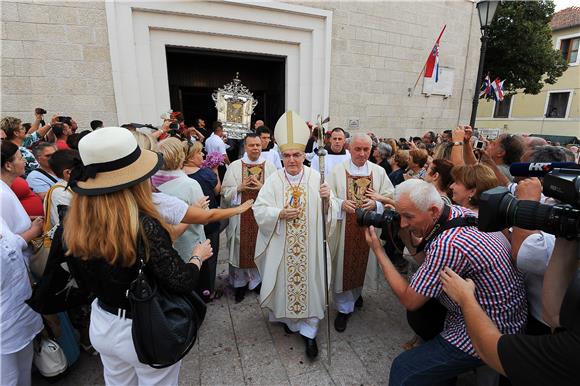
[346,173,372,207]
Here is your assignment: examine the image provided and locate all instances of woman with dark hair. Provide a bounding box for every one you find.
[388,150,409,187]
[373,142,393,175]
[424,159,454,205]
[64,127,213,385]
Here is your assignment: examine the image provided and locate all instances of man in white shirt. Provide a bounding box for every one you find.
[26,143,58,200]
[204,122,230,165]
[256,126,283,169]
[45,150,78,228]
[311,127,350,178]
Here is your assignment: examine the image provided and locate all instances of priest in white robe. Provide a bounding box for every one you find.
[328,133,394,332]
[310,127,350,178]
[253,111,339,360]
[222,133,277,303]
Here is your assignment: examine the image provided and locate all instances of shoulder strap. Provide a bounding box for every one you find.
[416,206,478,253]
[35,168,58,183]
[42,184,66,235]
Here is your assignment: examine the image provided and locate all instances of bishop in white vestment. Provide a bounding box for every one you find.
[253,111,339,359]
[328,134,394,332]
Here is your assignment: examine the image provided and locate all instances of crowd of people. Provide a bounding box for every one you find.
[1,108,578,386]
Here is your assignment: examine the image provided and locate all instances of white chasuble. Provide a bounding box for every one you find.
[328,160,395,293]
[221,156,277,268]
[310,152,350,178]
[253,166,339,320]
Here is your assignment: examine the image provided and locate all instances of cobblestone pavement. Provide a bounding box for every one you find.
[33,233,476,385]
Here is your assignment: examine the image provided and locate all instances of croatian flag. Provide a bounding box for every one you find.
[491,78,505,102]
[424,25,446,83]
[479,74,491,98]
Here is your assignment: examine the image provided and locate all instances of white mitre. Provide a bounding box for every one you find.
[274,110,310,152]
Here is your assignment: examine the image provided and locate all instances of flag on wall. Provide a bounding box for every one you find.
[424,25,446,83]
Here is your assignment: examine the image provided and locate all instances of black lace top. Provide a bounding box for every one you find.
[68,214,199,310]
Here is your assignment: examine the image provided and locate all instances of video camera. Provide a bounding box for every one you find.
[478,167,580,239]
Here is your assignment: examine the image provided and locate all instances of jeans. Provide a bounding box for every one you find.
[389,335,483,386]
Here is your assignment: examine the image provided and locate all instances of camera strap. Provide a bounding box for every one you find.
[415,205,478,254]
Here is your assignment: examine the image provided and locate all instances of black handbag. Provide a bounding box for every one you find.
[128,230,206,368]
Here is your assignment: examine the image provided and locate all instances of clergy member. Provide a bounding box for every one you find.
[222,133,277,303]
[256,126,283,169]
[328,133,394,332]
[310,127,350,178]
[253,111,339,360]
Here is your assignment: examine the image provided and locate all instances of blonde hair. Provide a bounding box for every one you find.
[451,164,498,206]
[157,137,186,170]
[132,131,157,151]
[64,180,169,266]
[184,141,203,163]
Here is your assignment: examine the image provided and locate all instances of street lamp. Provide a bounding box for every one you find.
[469,0,499,128]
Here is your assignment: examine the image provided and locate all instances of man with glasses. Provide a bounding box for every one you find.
[253,111,339,359]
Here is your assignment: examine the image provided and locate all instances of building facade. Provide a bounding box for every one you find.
[1,0,483,138]
[476,6,580,138]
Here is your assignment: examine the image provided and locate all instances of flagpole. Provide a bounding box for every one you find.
[316,114,332,367]
[409,25,446,96]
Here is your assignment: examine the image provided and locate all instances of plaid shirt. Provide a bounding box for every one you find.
[410,205,527,357]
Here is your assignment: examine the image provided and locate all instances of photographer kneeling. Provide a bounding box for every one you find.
[364,179,527,386]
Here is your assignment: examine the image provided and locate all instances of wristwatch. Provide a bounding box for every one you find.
[452,141,463,146]
[190,255,202,266]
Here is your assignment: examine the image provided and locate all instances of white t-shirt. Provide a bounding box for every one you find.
[205,133,228,155]
[152,192,188,226]
[517,231,556,324]
[0,217,44,354]
[26,169,57,194]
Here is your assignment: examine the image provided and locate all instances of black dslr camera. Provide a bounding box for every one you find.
[478,168,580,239]
[356,207,404,253]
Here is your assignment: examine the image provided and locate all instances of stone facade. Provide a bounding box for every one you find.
[1,1,481,137]
[1,0,116,129]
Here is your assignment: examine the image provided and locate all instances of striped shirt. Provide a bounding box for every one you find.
[410,205,527,357]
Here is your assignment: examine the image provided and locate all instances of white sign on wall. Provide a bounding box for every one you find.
[348,119,360,130]
[422,66,454,97]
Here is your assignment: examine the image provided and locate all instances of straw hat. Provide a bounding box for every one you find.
[274,110,310,152]
[69,127,162,196]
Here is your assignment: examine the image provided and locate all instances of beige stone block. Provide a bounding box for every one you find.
[1,40,24,58]
[48,6,78,25]
[371,30,387,44]
[1,94,48,112]
[22,41,83,60]
[3,21,37,40]
[71,61,112,80]
[66,25,92,43]
[355,27,371,42]
[370,56,384,69]
[42,60,74,78]
[36,24,67,42]
[1,2,19,21]
[1,58,14,76]
[82,45,110,62]
[77,8,105,26]
[45,94,72,112]
[92,27,109,45]
[1,76,32,94]
[17,3,50,23]
[14,58,45,76]
[379,45,393,58]
[101,95,116,112]
[85,78,114,96]
[31,77,87,95]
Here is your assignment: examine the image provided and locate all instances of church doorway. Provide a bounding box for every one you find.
[166,47,286,133]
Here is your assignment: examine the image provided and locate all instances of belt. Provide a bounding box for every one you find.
[98,299,132,319]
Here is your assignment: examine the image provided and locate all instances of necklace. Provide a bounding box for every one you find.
[284,170,304,208]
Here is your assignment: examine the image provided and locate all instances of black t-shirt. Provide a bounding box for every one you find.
[497,329,580,386]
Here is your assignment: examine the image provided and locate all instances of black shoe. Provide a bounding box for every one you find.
[251,283,262,294]
[283,324,294,335]
[355,295,364,308]
[334,312,351,332]
[234,286,246,303]
[303,336,318,359]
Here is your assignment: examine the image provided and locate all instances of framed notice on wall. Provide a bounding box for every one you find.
[422,66,454,97]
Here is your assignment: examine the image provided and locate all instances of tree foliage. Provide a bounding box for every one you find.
[484,0,568,94]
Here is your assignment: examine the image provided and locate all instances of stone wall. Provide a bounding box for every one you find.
[298,0,481,138]
[1,0,116,129]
